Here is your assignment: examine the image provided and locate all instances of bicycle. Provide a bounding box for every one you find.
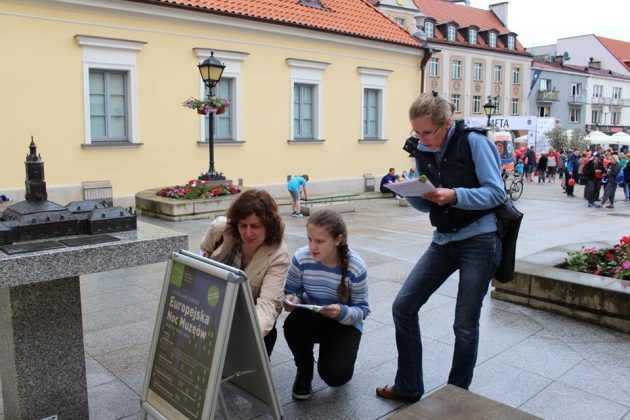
[502,170,524,201]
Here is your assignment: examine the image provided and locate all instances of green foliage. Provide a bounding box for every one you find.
[569,128,590,151]
[565,236,630,279]
[545,124,569,151]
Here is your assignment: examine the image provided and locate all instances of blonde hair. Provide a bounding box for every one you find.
[409,91,455,125]
[609,154,619,164]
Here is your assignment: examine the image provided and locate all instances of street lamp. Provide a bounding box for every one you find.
[198,52,226,181]
[483,95,497,127]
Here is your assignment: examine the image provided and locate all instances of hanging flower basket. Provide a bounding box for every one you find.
[183,96,230,115]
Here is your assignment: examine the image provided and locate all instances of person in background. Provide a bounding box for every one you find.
[601,154,621,208]
[287,174,309,218]
[584,154,605,208]
[380,167,399,197]
[406,168,418,180]
[546,148,558,183]
[283,209,370,401]
[525,146,536,182]
[537,152,548,184]
[624,153,630,201]
[376,92,505,403]
[200,189,290,356]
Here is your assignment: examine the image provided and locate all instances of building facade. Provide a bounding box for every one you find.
[1,0,427,204]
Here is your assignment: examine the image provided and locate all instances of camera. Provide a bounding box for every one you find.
[403,135,421,158]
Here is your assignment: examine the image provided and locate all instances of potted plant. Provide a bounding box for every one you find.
[182,96,230,115]
[564,236,630,279]
[157,180,240,200]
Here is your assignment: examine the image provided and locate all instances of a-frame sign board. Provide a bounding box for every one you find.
[140,250,282,419]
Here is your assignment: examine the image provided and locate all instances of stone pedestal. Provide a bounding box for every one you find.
[0,222,187,419]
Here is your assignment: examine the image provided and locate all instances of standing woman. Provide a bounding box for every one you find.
[376,92,505,403]
[601,154,621,208]
[200,189,289,356]
[283,209,370,400]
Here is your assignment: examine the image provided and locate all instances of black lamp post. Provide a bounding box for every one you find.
[198,52,226,181]
[483,95,497,127]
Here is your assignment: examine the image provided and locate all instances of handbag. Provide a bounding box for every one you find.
[493,200,524,283]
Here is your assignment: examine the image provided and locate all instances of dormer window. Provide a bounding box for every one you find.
[507,35,515,50]
[488,32,497,48]
[468,28,477,44]
[447,25,456,42]
[424,21,434,38]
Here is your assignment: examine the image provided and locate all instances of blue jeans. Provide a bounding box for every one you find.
[391,232,501,399]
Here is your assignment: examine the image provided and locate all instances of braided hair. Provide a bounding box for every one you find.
[307,209,350,302]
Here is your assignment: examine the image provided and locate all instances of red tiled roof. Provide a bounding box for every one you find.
[414,0,528,54]
[532,60,630,81]
[135,0,423,48]
[596,35,630,71]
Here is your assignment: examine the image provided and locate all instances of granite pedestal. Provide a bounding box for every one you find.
[0,222,187,419]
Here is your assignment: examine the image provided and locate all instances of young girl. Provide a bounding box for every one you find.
[283,209,370,400]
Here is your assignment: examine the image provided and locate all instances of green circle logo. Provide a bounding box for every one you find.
[207,285,220,306]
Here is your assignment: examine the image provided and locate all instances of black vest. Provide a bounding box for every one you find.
[415,120,494,233]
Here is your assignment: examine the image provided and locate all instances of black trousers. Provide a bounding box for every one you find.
[283,309,361,387]
[264,325,277,357]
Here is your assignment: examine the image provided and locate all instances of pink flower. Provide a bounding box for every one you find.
[622,261,630,269]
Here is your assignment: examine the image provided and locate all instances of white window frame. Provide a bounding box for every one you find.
[429,58,439,77]
[452,60,462,80]
[287,59,329,141]
[507,35,515,50]
[468,29,477,44]
[539,78,551,91]
[571,83,582,96]
[611,111,621,125]
[195,49,248,143]
[473,63,483,81]
[358,67,391,141]
[451,94,461,113]
[493,65,502,83]
[593,85,603,97]
[394,17,406,27]
[447,25,456,42]
[569,107,581,123]
[488,32,497,48]
[424,21,434,38]
[612,87,622,99]
[512,67,521,84]
[472,95,481,113]
[511,98,519,115]
[591,109,600,124]
[76,35,145,145]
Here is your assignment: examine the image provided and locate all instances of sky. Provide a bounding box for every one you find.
[469,0,629,48]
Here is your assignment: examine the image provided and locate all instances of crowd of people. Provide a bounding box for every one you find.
[514,146,630,207]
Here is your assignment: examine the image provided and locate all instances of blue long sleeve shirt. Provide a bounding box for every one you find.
[406,124,506,245]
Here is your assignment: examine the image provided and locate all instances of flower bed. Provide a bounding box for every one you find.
[157,180,240,200]
[563,236,630,279]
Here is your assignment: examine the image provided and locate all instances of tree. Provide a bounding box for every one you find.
[545,124,569,151]
[569,128,590,151]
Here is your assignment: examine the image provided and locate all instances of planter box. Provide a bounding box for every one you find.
[492,242,630,334]
[135,188,237,221]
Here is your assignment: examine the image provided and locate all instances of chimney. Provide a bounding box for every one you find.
[588,57,601,70]
[489,2,508,26]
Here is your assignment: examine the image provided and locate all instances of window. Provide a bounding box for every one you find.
[611,111,621,125]
[363,89,380,139]
[424,21,434,38]
[507,36,515,50]
[571,83,582,96]
[452,60,462,80]
[539,78,551,91]
[473,63,483,81]
[612,87,622,99]
[429,58,439,77]
[89,70,128,141]
[493,65,502,83]
[196,49,248,143]
[76,35,145,145]
[569,107,581,123]
[287,59,329,141]
[294,84,315,139]
[538,106,550,117]
[204,79,233,140]
[358,67,391,141]
[494,97,502,114]
[488,32,497,48]
[591,109,600,124]
[447,25,456,42]
[593,85,603,97]
[394,17,406,27]
[451,94,461,113]
[511,98,519,115]
[512,67,520,84]
[472,95,481,113]
[468,29,477,44]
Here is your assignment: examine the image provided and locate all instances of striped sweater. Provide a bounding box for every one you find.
[284,246,370,332]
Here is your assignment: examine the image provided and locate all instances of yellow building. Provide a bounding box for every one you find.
[0,0,428,205]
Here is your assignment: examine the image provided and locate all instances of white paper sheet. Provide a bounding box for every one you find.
[282,298,323,312]
[383,178,437,197]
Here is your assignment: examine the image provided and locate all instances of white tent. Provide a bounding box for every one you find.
[584,130,611,144]
[609,132,630,146]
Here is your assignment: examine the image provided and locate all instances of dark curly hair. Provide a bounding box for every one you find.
[226,189,284,246]
[307,209,350,301]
